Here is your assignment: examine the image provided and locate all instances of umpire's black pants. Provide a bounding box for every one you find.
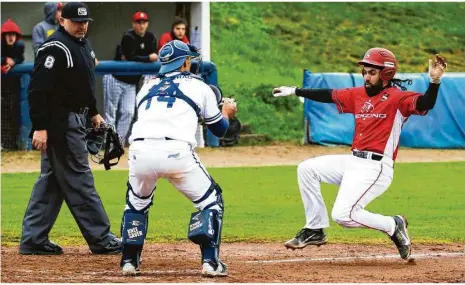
[20,113,115,251]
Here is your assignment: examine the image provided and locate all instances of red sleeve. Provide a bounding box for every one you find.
[331,88,355,114]
[399,92,428,117]
[158,33,171,52]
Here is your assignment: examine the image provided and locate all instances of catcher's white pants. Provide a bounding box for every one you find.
[126,139,218,212]
[297,154,397,236]
[103,74,136,144]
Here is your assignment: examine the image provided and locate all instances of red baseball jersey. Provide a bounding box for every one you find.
[332,86,427,160]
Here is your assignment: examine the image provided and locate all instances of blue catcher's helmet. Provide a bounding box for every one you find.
[159,40,201,74]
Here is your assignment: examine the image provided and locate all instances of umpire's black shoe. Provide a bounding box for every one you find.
[390,215,412,260]
[284,228,327,249]
[19,240,63,255]
[91,237,122,255]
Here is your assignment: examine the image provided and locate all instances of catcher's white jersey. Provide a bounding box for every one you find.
[129,72,222,147]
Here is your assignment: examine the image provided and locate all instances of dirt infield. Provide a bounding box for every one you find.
[2,144,464,282]
[2,243,464,282]
[2,143,464,173]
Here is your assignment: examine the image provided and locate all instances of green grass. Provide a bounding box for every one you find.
[2,162,464,246]
[211,3,465,140]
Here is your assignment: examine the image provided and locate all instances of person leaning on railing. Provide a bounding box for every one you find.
[1,18,25,150]
[103,11,158,146]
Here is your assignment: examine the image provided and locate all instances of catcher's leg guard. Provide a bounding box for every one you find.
[187,182,224,264]
[120,183,153,269]
[120,209,148,269]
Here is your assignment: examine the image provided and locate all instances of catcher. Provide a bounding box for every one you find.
[273,49,447,260]
[119,40,237,277]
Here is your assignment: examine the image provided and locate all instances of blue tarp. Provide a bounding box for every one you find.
[6,60,220,149]
[303,70,465,148]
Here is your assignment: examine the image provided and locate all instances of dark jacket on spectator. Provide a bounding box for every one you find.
[1,19,25,70]
[113,29,157,85]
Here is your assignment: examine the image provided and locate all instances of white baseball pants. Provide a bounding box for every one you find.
[297,154,397,236]
[126,139,219,212]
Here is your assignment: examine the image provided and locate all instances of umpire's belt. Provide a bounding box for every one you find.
[352,150,383,161]
[69,106,89,116]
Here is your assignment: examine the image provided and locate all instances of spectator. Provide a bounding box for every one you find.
[158,16,189,51]
[32,2,62,55]
[1,18,25,74]
[103,11,158,145]
[1,18,25,150]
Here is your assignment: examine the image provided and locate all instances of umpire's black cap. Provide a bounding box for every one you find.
[62,2,93,22]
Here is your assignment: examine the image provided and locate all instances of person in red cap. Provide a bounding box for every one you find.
[158,16,190,52]
[1,18,25,74]
[103,11,158,145]
[273,48,447,260]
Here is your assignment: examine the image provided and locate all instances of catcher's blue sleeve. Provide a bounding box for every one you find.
[207,117,229,137]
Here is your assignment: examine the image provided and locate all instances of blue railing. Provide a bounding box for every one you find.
[5,60,220,150]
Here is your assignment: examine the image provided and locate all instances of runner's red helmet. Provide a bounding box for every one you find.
[358,48,397,81]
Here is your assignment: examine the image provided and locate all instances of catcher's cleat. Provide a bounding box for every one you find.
[122,260,140,276]
[201,260,228,277]
[390,215,411,260]
[284,228,327,249]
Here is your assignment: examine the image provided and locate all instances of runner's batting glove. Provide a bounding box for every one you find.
[272,86,297,97]
[429,54,447,84]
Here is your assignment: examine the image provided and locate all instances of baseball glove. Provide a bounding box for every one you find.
[220,116,242,146]
[207,84,241,146]
[85,123,125,170]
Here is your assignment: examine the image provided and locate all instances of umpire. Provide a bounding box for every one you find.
[20,2,122,255]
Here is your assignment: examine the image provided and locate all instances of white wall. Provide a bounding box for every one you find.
[190,2,210,61]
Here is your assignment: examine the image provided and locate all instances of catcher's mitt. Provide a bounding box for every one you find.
[220,117,242,147]
[206,84,241,145]
[85,123,125,170]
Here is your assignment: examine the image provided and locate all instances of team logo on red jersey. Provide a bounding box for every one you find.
[356,100,387,119]
[361,101,375,113]
[381,93,390,101]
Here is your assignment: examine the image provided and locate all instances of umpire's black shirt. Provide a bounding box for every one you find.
[28,25,98,140]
